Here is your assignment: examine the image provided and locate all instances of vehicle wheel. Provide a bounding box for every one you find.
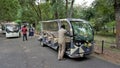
[40,41,45,47]
[19,33,21,38]
[18,33,21,38]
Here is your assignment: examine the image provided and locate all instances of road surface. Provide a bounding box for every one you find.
[0,34,120,68]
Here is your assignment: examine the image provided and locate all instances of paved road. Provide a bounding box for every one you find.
[0,34,120,68]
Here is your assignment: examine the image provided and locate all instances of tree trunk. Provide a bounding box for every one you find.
[65,0,68,18]
[69,0,75,18]
[51,0,59,19]
[37,5,42,20]
[115,0,120,48]
[55,10,59,19]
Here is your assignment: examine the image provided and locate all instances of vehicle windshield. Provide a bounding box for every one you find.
[6,24,19,32]
[71,21,93,41]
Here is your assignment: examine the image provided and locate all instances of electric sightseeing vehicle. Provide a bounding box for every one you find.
[38,18,94,58]
[1,22,21,38]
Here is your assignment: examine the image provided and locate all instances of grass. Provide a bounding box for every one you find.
[94,34,120,53]
[94,34,115,43]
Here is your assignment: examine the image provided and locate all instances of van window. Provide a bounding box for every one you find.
[43,21,58,31]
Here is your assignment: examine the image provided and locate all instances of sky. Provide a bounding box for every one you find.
[35,0,95,6]
[74,0,95,6]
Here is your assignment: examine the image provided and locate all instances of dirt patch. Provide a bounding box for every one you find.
[94,45,120,65]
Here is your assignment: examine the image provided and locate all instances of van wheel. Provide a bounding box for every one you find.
[19,33,21,37]
[40,41,45,47]
[17,32,21,38]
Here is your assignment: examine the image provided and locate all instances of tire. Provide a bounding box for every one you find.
[40,41,45,47]
[20,33,21,37]
[18,33,21,38]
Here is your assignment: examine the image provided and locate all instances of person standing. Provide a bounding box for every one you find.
[58,25,67,61]
[21,25,28,41]
[29,25,35,38]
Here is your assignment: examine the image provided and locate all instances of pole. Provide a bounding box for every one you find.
[101,40,104,54]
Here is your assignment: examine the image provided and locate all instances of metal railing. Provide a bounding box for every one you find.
[94,40,116,54]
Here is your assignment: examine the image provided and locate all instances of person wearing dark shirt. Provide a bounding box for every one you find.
[29,25,35,38]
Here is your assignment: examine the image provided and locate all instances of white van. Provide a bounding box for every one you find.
[1,22,21,38]
[0,25,2,33]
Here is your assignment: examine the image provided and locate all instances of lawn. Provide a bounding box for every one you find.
[94,34,120,52]
[94,34,115,43]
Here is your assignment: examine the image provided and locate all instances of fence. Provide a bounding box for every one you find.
[94,40,117,54]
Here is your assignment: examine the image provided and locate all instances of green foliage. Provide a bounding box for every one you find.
[21,5,37,23]
[18,0,38,23]
[40,3,54,20]
[91,0,115,30]
[0,0,21,21]
[49,0,66,19]
[0,0,115,32]
[106,21,116,27]
[75,0,115,31]
[72,0,115,35]
[36,22,41,32]
[0,0,73,24]
[17,0,66,23]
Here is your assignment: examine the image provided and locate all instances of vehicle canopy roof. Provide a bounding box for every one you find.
[40,18,89,24]
[1,22,18,26]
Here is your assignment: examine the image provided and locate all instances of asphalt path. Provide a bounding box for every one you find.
[0,34,120,68]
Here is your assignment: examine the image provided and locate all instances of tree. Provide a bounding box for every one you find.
[0,0,21,21]
[49,0,65,19]
[90,0,114,31]
[114,0,120,48]
[18,0,39,21]
[65,0,69,17]
[69,0,75,18]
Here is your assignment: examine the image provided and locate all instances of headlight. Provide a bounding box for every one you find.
[84,42,91,47]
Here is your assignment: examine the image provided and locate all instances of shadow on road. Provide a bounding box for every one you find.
[6,37,20,39]
[69,56,92,62]
[43,45,93,62]
[0,33,5,38]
